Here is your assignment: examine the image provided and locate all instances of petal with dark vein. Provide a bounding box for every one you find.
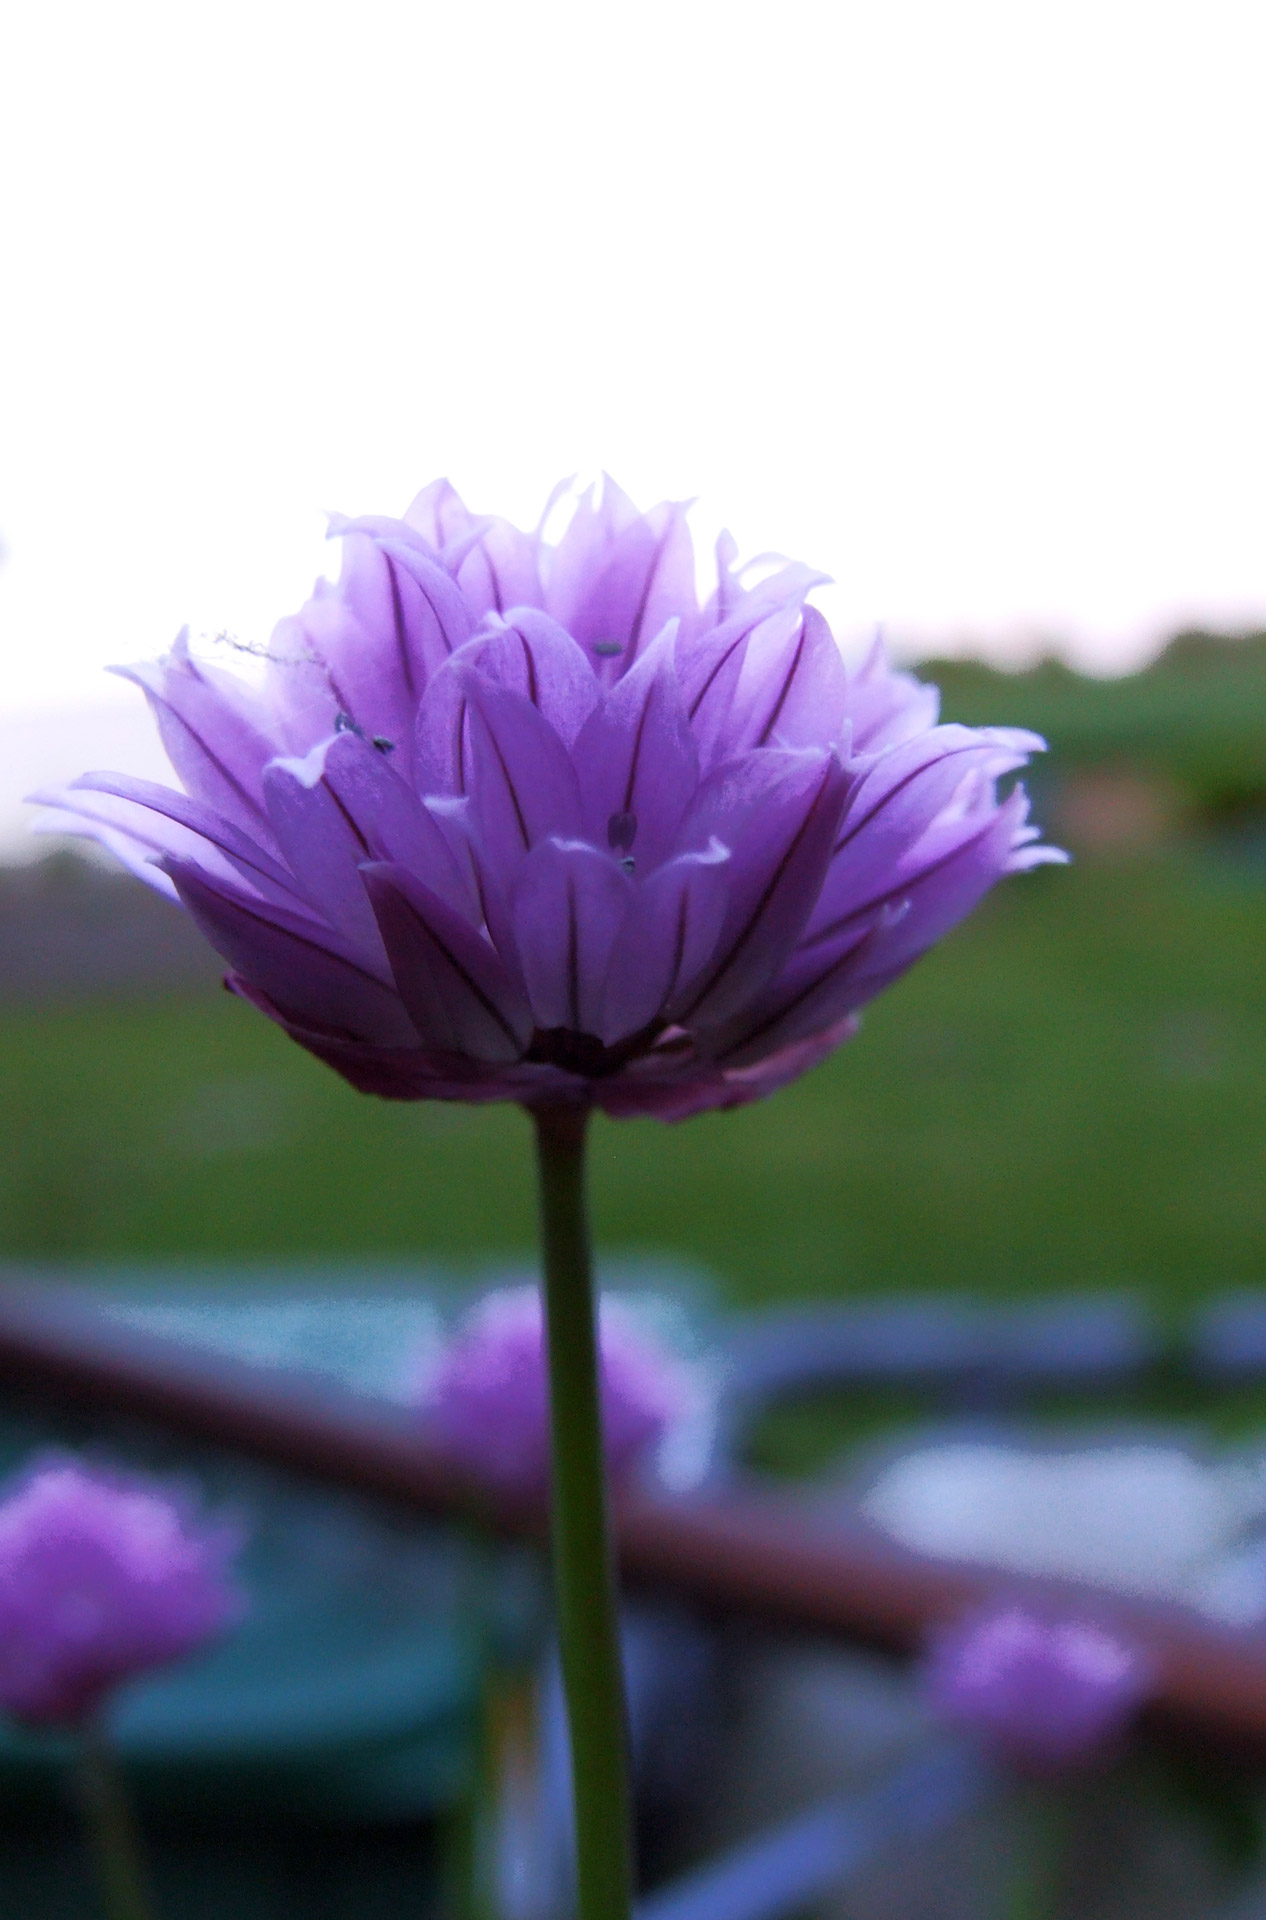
[677,750,849,1030]
[168,860,416,1046]
[473,609,599,745]
[511,837,633,1036]
[67,771,301,907]
[572,628,698,868]
[600,840,730,1045]
[362,861,533,1064]
[458,669,584,923]
[112,635,280,844]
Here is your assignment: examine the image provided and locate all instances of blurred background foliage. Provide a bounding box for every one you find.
[1,630,1264,1320]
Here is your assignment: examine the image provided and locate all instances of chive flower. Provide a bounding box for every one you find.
[423,1285,688,1495]
[36,477,1061,1117]
[923,1601,1150,1769]
[0,1459,243,1728]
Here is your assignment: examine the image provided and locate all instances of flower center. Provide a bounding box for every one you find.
[526,1016,668,1078]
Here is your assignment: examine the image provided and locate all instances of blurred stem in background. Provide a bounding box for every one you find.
[533,1103,633,1920]
[443,1528,496,1920]
[446,1529,545,1920]
[76,1719,159,1920]
[1006,1782,1071,1920]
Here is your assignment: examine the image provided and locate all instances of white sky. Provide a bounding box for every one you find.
[2,0,1265,774]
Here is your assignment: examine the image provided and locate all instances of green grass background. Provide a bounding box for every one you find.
[3,851,1263,1318]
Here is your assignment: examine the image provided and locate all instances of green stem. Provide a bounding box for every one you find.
[75,1721,159,1920]
[531,1102,633,1920]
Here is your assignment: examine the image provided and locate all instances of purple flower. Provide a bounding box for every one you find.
[923,1602,1150,1769]
[35,478,1063,1118]
[0,1459,244,1728]
[423,1286,690,1495]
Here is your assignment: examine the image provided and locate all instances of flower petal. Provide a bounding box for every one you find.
[456,670,584,950]
[111,632,279,842]
[589,1017,856,1121]
[846,635,942,751]
[361,861,533,1064]
[511,837,633,1035]
[546,482,697,674]
[413,652,474,798]
[403,477,541,608]
[724,605,849,755]
[401,477,475,550]
[694,531,831,635]
[833,785,1053,1005]
[712,1019,858,1103]
[264,731,475,944]
[572,626,699,870]
[707,921,881,1067]
[783,787,1050,1045]
[347,525,476,672]
[27,800,180,901]
[295,519,476,775]
[28,781,300,912]
[265,583,362,740]
[599,840,730,1045]
[227,974,580,1104]
[167,860,416,1046]
[473,609,599,745]
[808,725,1049,942]
[261,762,384,954]
[454,522,544,621]
[312,732,473,906]
[675,605,763,768]
[675,748,849,1029]
[462,670,582,841]
[49,772,300,905]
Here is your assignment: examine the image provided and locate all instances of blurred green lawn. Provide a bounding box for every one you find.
[2,850,1264,1316]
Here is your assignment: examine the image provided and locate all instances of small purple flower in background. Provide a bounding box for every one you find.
[923,1601,1151,1770]
[0,1459,243,1728]
[34,477,1063,1119]
[423,1286,689,1496]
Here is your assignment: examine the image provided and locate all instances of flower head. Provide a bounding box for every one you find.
[922,1601,1150,1769]
[0,1459,244,1727]
[423,1285,689,1495]
[37,478,1062,1118]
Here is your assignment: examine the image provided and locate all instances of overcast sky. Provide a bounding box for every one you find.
[2,0,1264,756]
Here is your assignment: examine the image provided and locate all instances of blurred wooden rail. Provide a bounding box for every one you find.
[0,1281,1263,1758]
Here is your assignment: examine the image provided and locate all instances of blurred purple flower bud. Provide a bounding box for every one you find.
[38,477,1063,1118]
[923,1601,1150,1770]
[423,1286,690,1496]
[0,1459,244,1728]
